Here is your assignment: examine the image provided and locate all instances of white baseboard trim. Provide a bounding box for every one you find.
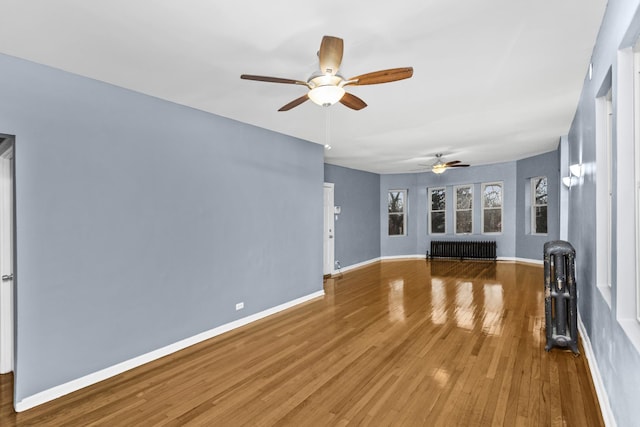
[333,255,428,275]
[335,256,543,275]
[577,314,616,427]
[497,257,543,265]
[335,257,381,274]
[381,254,426,261]
[14,289,325,413]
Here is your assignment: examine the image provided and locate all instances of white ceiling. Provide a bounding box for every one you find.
[0,0,607,173]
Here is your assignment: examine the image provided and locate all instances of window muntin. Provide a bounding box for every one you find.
[532,176,548,234]
[482,182,503,234]
[388,189,407,236]
[455,185,473,234]
[429,187,446,234]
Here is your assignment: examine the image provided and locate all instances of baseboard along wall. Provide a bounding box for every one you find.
[14,290,325,412]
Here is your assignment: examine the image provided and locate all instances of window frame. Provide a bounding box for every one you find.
[531,176,548,235]
[596,80,613,298]
[635,45,640,323]
[454,184,473,235]
[428,187,446,235]
[481,182,503,234]
[388,189,407,237]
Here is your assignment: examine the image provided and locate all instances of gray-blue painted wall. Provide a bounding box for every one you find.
[324,164,381,267]
[0,53,324,403]
[566,1,640,425]
[515,150,561,260]
[379,162,519,259]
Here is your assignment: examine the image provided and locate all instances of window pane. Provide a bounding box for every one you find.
[431,212,445,233]
[484,209,502,233]
[535,206,547,234]
[456,187,472,209]
[389,214,404,235]
[483,184,502,208]
[534,177,547,205]
[431,189,445,211]
[456,211,472,234]
[388,191,404,213]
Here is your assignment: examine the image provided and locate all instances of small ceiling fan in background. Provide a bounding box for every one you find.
[240,35,413,111]
[420,153,470,174]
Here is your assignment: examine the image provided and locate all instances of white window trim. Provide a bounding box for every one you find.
[596,80,613,306]
[531,176,548,235]
[388,189,407,237]
[613,44,640,353]
[481,181,503,235]
[633,44,640,324]
[428,187,446,235]
[454,184,473,235]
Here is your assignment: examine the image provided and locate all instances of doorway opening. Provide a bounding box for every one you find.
[0,134,15,374]
[323,183,335,276]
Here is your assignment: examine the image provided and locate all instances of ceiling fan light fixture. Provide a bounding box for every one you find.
[432,163,447,174]
[308,85,345,107]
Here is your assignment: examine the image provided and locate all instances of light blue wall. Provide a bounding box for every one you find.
[380,162,518,259]
[566,1,640,426]
[515,150,561,260]
[0,53,324,403]
[324,164,381,267]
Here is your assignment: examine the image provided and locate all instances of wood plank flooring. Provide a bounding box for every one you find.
[0,260,604,426]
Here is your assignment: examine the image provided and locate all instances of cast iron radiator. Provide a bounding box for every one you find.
[429,240,496,260]
[543,240,579,354]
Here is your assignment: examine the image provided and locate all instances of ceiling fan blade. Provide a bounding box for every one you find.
[346,67,414,85]
[278,94,309,111]
[340,92,367,110]
[449,164,470,168]
[445,160,461,166]
[241,74,308,86]
[318,36,344,75]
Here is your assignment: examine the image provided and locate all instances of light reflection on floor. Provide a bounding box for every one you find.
[387,278,406,322]
[428,261,506,336]
[430,278,447,325]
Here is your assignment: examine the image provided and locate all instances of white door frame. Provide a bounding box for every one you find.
[323,183,335,276]
[0,137,14,374]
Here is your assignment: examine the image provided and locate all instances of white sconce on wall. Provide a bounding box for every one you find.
[563,163,584,188]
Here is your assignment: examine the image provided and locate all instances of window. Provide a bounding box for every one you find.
[596,78,613,295]
[531,176,548,234]
[455,185,473,234]
[429,187,446,234]
[388,189,407,236]
[482,182,503,233]
[635,45,640,322]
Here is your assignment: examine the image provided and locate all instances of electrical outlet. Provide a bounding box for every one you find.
[235,302,244,311]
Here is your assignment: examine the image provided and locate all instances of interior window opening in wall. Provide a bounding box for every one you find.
[595,72,613,299]
[455,185,473,234]
[388,189,407,236]
[531,176,548,234]
[635,42,640,323]
[429,187,446,234]
[482,182,503,234]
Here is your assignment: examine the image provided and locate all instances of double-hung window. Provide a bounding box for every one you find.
[429,187,446,234]
[388,190,407,236]
[454,185,473,234]
[482,182,503,234]
[532,176,548,234]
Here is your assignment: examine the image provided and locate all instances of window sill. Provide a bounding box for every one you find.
[619,319,640,355]
[597,283,612,309]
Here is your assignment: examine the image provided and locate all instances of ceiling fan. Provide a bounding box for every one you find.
[240,35,413,111]
[421,154,470,174]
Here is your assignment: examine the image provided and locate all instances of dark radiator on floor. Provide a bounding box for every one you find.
[543,240,579,354]
[429,240,497,260]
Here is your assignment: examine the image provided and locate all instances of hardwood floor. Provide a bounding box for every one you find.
[0,260,603,426]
